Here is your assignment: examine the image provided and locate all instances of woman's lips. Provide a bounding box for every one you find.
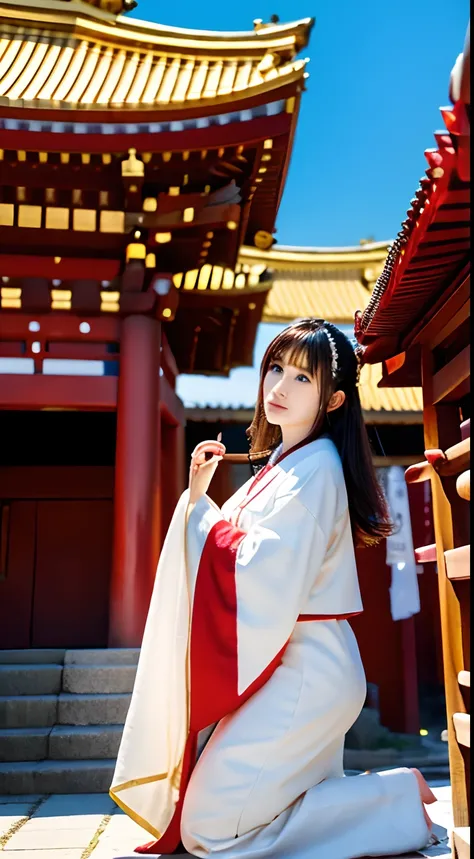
[267,401,287,411]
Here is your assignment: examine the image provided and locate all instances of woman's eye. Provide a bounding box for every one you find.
[270,363,282,373]
[297,374,310,383]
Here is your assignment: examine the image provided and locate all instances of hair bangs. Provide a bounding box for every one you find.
[265,326,326,379]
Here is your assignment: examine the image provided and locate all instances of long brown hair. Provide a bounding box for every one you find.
[247,318,392,547]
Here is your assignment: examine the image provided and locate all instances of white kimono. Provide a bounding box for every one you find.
[111,437,431,858]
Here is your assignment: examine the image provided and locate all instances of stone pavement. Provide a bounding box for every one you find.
[0,782,453,859]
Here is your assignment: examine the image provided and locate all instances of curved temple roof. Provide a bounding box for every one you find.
[238,242,391,325]
[0,2,313,111]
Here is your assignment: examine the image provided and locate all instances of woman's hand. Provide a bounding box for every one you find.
[188,435,226,504]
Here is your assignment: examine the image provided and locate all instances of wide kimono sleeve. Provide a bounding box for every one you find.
[110,456,339,849]
[185,460,338,731]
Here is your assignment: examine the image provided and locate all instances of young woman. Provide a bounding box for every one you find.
[111,318,437,858]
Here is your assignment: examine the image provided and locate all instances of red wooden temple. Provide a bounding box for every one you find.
[355,25,470,855]
[0,0,313,649]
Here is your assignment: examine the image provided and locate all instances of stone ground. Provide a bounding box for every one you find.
[0,781,453,859]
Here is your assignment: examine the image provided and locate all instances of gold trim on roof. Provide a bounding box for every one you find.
[0,24,308,109]
[237,243,391,325]
[240,242,391,269]
[1,1,312,57]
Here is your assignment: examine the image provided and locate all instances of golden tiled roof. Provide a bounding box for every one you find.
[0,4,312,110]
[358,363,422,414]
[238,242,391,324]
[262,271,371,324]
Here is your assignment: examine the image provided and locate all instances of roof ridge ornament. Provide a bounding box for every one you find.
[121,148,144,178]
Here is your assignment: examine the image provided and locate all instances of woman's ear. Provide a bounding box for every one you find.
[327,390,346,412]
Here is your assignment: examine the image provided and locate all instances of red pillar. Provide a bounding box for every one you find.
[161,419,186,538]
[109,315,161,647]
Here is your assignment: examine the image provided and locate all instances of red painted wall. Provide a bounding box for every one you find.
[0,467,113,649]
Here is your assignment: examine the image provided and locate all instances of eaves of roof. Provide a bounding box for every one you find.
[0,2,313,112]
[355,27,470,364]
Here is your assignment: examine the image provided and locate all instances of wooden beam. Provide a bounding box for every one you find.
[372,455,421,467]
[453,712,470,748]
[0,112,292,157]
[0,374,117,410]
[0,255,121,281]
[456,470,470,501]
[444,545,470,581]
[439,438,470,477]
[452,827,470,859]
[432,345,470,403]
[46,343,118,362]
[414,544,437,564]
[405,460,432,484]
[412,273,470,349]
[407,438,471,483]
[146,201,241,233]
[0,314,120,342]
[362,410,423,425]
[421,347,468,827]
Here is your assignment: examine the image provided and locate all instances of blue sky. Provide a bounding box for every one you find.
[130,0,469,247]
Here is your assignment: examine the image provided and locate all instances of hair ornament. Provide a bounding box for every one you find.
[322,327,339,379]
[294,317,339,379]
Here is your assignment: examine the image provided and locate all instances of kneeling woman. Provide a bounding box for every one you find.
[111,319,436,858]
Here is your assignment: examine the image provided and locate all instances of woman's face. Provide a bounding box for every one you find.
[262,352,321,436]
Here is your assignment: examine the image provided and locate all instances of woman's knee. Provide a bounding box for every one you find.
[181,783,237,852]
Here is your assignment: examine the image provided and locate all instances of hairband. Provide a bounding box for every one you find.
[308,319,339,379]
[296,318,363,385]
[323,328,339,379]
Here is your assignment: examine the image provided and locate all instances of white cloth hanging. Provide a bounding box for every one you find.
[385,466,421,621]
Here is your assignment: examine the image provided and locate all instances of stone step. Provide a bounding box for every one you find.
[49,724,123,759]
[0,695,58,728]
[58,693,131,726]
[0,649,66,665]
[0,759,115,794]
[62,665,136,695]
[0,727,51,761]
[64,649,140,666]
[0,664,63,696]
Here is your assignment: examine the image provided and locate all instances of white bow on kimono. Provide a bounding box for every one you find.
[110,437,363,851]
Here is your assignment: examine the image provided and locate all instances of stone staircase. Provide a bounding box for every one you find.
[0,650,450,793]
[0,648,138,793]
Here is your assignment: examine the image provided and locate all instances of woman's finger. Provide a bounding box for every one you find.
[193,453,223,467]
[191,444,226,460]
[192,447,226,461]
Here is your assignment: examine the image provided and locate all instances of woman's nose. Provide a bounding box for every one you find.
[273,378,288,397]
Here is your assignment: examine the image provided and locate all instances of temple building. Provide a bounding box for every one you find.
[0,0,467,801]
[355,24,470,845]
[0,0,314,649]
